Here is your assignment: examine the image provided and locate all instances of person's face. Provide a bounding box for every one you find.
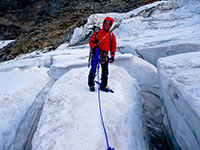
[104,21,111,31]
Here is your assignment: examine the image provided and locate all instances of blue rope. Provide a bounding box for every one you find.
[95,48,114,150]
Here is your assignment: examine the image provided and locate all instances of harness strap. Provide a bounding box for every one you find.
[95,31,113,52]
[109,32,112,52]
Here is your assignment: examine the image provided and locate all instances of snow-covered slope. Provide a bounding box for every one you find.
[0,43,152,149]
[0,0,200,149]
[116,0,200,65]
[0,55,51,72]
[158,51,200,149]
[32,66,149,150]
[0,68,50,150]
[113,54,159,94]
[0,40,15,49]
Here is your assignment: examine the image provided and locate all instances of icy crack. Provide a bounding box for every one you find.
[17,79,55,150]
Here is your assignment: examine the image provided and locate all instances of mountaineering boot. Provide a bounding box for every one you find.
[100,86,109,92]
[90,86,95,92]
[100,86,114,93]
[95,81,114,93]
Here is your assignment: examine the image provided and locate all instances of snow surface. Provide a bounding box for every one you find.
[0,42,153,149]
[113,54,159,95]
[0,67,50,150]
[0,0,200,149]
[68,1,200,149]
[48,46,159,95]
[137,43,200,66]
[0,55,52,72]
[0,40,15,49]
[24,45,154,149]
[32,66,148,150]
[115,0,200,60]
[157,51,200,150]
[49,48,89,79]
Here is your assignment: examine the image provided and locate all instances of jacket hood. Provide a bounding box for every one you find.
[102,17,114,31]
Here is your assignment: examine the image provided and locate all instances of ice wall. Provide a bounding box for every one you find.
[32,66,149,150]
[0,68,50,150]
[158,51,200,150]
[169,0,200,7]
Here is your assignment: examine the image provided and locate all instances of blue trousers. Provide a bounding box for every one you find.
[88,56,109,88]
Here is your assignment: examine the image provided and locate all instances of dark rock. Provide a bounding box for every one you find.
[0,24,24,40]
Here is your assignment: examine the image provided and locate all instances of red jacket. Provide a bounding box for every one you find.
[89,17,117,57]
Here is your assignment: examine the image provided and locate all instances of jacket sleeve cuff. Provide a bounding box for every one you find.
[111,53,115,57]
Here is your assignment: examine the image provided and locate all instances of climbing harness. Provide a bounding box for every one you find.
[88,30,113,68]
[92,47,115,150]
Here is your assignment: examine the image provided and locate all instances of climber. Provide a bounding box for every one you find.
[88,16,117,92]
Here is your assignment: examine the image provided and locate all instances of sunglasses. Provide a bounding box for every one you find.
[104,19,112,24]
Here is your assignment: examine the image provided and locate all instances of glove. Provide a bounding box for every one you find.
[109,57,114,63]
[93,43,98,49]
[92,44,98,53]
